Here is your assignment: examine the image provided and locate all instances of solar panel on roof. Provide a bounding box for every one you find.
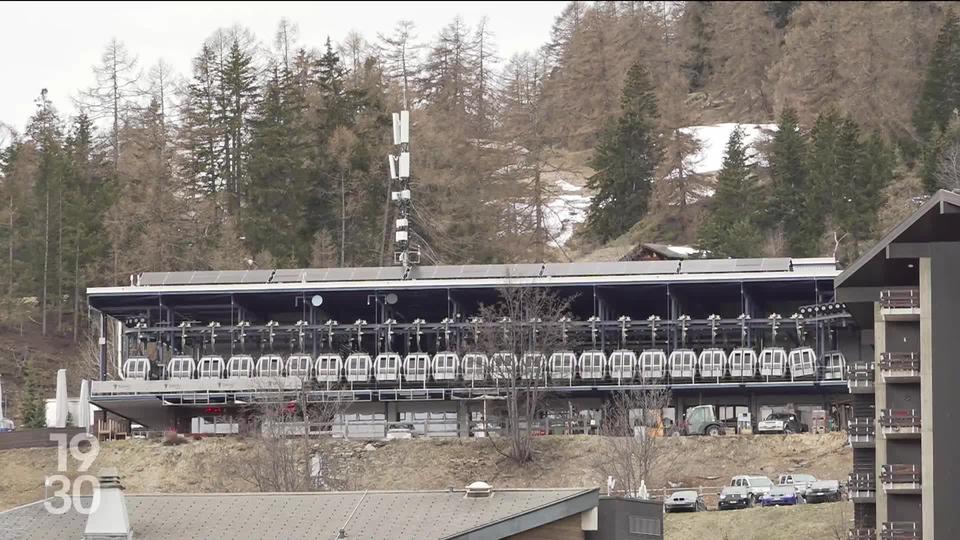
[548,261,679,277]
[272,269,306,283]
[681,258,792,274]
[241,270,273,283]
[214,271,248,284]
[138,272,170,285]
[161,272,198,285]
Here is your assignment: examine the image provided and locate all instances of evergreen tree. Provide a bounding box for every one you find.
[585,63,662,241]
[913,14,960,145]
[768,108,817,256]
[698,126,762,257]
[20,364,46,428]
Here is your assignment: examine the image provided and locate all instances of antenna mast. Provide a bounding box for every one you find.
[389,110,419,278]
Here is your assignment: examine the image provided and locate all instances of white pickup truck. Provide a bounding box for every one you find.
[777,473,817,498]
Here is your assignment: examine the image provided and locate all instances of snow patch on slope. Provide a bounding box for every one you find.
[679,123,777,174]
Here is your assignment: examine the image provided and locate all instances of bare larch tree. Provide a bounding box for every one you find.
[476,285,571,464]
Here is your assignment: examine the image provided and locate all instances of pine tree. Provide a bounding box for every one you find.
[698,126,762,257]
[768,108,817,255]
[20,364,46,428]
[913,14,960,144]
[586,63,663,241]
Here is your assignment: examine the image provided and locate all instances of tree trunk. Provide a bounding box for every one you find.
[57,188,64,334]
[41,189,50,336]
[340,172,346,267]
[73,228,81,342]
[7,194,13,297]
[534,165,544,263]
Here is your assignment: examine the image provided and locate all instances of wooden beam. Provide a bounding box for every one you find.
[887,241,960,259]
[835,287,883,303]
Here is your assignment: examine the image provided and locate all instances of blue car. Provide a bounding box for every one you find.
[761,486,800,506]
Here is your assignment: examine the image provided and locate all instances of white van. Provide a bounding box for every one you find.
[730,475,775,501]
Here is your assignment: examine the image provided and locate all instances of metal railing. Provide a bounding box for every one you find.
[848,472,876,491]
[849,529,877,540]
[879,289,920,309]
[878,353,920,373]
[879,521,920,540]
[847,362,875,387]
[880,464,921,486]
[879,409,921,431]
[848,418,875,439]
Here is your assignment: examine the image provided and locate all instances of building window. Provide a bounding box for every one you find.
[628,515,661,536]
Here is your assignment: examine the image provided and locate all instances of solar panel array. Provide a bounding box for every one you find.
[135,258,802,287]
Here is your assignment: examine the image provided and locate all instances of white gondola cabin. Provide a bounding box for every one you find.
[227,355,254,377]
[728,348,757,378]
[788,347,817,379]
[404,353,431,382]
[490,352,518,380]
[167,355,196,380]
[668,349,697,382]
[462,353,487,382]
[123,356,150,380]
[639,349,667,381]
[256,354,284,377]
[822,351,846,380]
[315,354,343,383]
[432,352,459,381]
[609,349,636,381]
[286,354,313,379]
[520,352,546,381]
[759,347,787,377]
[549,351,576,382]
[197,355,224,379]
[578,350,607,380]
[345,353,372,382]
[374,353,402,382]
[698,348,727,379]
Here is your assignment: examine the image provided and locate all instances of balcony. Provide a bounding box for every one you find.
[847,362,875,393]
[879,352,920,383]
[849,529,877,540]
[848,418,876,448]
[880,464,921,494]
[879,289,920,321]
[879,409,921,439]
[879,521,920,540]
[848,472,877,503]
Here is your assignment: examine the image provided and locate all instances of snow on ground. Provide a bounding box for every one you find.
[679,123,777,174]
[515,123,777,248]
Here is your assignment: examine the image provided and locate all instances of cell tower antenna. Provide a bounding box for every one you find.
[389,110,419,278]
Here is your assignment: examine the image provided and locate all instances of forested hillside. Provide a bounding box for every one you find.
[1,1,959,346]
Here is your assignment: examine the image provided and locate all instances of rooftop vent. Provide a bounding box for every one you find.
[465,481,493,498]
[83,468,132,540]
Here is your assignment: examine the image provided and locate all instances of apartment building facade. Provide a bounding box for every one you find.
[837,190,960,540]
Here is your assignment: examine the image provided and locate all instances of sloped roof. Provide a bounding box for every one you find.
[0,488,598,540]
[836,189,960,289]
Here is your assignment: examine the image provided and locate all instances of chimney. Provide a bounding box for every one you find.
[83,468,132,539]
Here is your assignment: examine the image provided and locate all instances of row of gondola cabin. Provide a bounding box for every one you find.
[121,347,843,383]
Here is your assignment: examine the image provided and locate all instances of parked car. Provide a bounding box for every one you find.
[718,486,753,510]
[777,473,817,498]
[757,412,806,434]
[804,480,841,503]
[730,475,774,502]
[664,490,707,513]
[760,486,801,507]
[385,422,416,440]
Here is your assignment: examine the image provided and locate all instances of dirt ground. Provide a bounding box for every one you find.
[666,501,853,540]
[0,432,850,514]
